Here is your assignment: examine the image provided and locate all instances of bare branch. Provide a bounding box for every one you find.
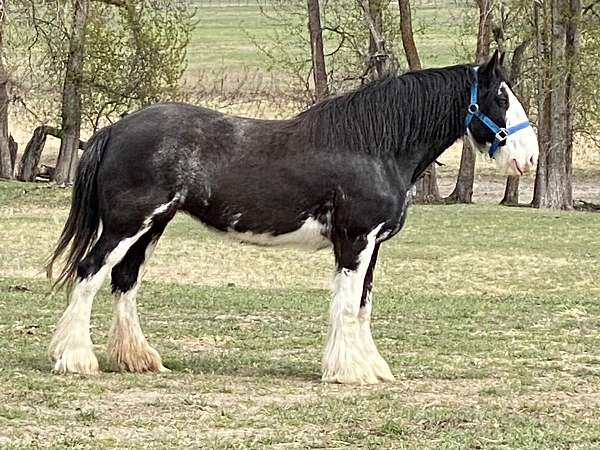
[92,0,125,7]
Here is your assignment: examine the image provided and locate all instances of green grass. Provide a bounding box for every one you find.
[189,6,277,71]
[1,179,599,448]
[187,4,471,75]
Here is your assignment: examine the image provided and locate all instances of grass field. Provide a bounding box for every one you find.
[1,181,600,448]
[188,4,469,75]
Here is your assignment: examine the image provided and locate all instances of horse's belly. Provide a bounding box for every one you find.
[223,218,332,251]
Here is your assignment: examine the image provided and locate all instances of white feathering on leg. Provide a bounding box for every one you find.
[322,224,393,384]
[49,224,152,374]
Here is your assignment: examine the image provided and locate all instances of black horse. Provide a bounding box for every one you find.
[47,51,538,384]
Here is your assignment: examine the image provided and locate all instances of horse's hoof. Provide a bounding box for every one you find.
[108,339,167,373]
[51,347,100,375]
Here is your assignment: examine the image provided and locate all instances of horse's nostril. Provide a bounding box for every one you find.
[530,155,536,166]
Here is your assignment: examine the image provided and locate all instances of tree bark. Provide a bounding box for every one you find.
[0,0,13,180]
[414,165,441,203]
[359,0,389,79]
[533,0,579,209]
[446,0,494,203]
[17,126,50,181]
[398,0,440,203]
[543,0,570,208]
[307,0,329,101]
[53,0,89,185]
[563,0,580,205]
[532,0,550,207]
[500,176,520,205]
[398,0,421,70]
[9,134,17,166]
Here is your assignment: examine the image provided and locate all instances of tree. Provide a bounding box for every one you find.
[398,0,440,203]
[307,0,329,101]
[253,0,402,106]
[446,0,494,204]
[53,0,89,185]
[397,0,420,70]
[7,0,193,183]
[0,0,13,179]
[532,0,581,209]
[359,0,390,79]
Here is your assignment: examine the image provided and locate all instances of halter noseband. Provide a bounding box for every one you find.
[465,67,531,158]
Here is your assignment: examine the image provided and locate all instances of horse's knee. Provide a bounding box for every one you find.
[111,265,138,294]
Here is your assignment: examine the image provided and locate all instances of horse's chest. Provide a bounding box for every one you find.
[377,193,411,243]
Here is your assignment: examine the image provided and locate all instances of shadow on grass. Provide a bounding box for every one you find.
[165,354,321,382]
[14,354,54,373]
[15,353,320,383]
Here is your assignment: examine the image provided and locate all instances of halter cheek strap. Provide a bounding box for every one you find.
[465,67,531,158]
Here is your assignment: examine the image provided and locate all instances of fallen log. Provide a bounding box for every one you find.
[17,126,86,182]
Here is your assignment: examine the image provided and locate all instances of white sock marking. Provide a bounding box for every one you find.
[108,238,167,372]
[322,224,394,384]
[49,224,153,374]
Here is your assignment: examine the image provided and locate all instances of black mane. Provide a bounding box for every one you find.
[294,64,474,156]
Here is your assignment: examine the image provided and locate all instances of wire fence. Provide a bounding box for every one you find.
[192,0,460,8]
[193,0,256,6]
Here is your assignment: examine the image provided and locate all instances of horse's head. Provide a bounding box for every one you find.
[465,50,539,176]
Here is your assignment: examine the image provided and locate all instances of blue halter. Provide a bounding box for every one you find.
[465,67,531,158]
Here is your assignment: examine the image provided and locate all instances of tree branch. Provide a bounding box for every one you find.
[92,0,126,7]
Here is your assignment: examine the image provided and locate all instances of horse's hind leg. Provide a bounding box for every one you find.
[108,221,169,373]
[49,225,152,374]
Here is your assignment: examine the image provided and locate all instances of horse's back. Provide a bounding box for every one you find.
[92,102,294,224]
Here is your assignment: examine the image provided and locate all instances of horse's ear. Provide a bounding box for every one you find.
[499,51,505,66]
[480,49,500,80]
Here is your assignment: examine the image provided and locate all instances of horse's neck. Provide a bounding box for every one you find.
[390,86,468,185]
[406,138,458,185]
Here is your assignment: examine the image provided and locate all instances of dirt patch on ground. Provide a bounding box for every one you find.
[169,335,235,352]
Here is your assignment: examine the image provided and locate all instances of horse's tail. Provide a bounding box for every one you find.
[46,127,111,291]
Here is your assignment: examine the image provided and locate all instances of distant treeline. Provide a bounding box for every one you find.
[192,0,449,8]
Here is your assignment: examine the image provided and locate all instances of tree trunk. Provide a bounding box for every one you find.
[564,0,580,205]
[414,165,441,203]
[533,0,579,209]
[9,135,17,167]
[446,0,493,203]
[17,126,51,182]
[359,0,389,79]
[532,0,550,207]
[500,176,520,205]
[53,0,89,185]
[398,0,421,70]
[0,1,13,180]
[532,84,551,207]
[307,0,329,101]
[543,0,569,208]
[398,0,440,203]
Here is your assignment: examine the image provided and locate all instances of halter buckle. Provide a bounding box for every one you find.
[495,128,508,142]
[468,103,479,114]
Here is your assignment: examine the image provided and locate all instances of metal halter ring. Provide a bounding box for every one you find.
[495,128,509,142]
[468,103,479,114]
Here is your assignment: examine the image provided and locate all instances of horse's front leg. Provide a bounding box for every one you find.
[357,243,395,382]
[322,224,394,384]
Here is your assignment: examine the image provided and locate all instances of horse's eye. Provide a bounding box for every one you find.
[498,98,509,109]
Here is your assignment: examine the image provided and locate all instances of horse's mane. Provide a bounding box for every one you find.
[293,64,473,156]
